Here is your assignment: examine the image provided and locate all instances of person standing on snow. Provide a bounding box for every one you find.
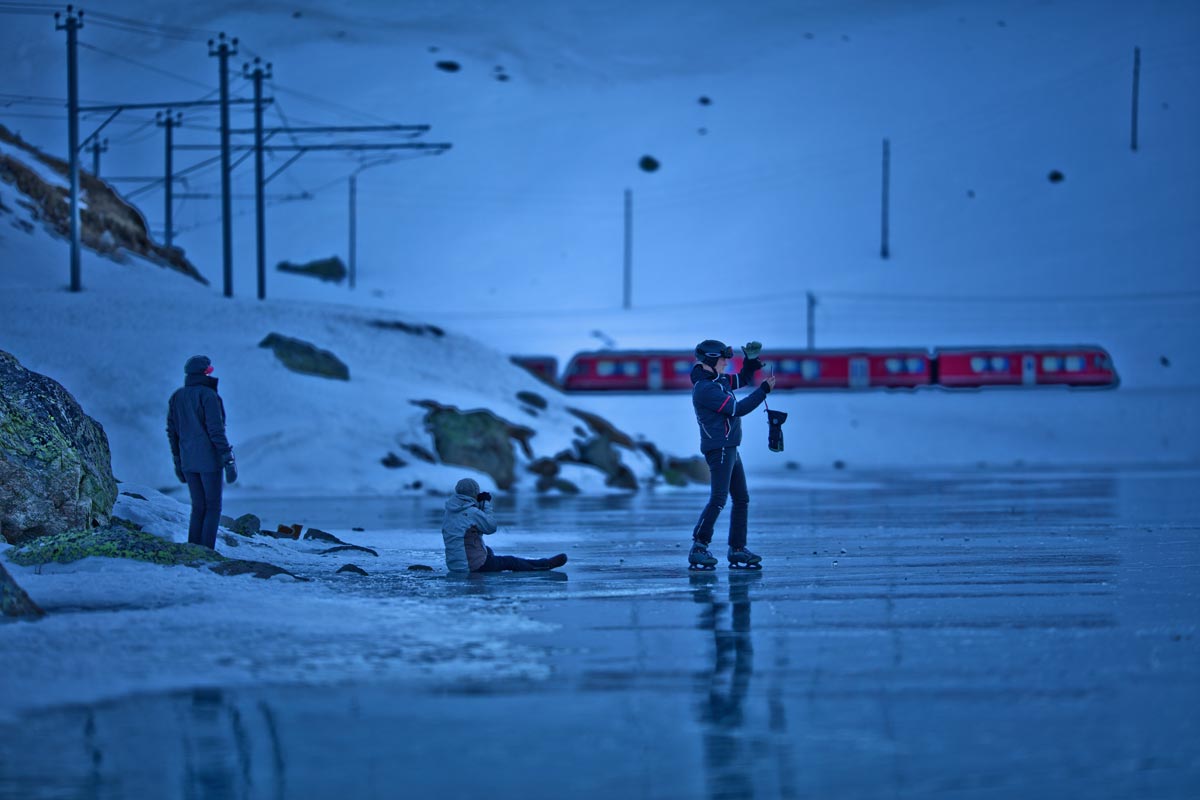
[687,340,775,571]
[441,477,567,573]
[167,355,237,549]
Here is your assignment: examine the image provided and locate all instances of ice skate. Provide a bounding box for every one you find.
[727,547,763,570]
[688,542,718,571]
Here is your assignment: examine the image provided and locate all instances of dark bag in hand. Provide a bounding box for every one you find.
[767,409,788,452]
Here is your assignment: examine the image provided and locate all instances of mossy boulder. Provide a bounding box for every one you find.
[414,400,534,490]
[5,525,223,568]
[259,333,350,381]
[0,349,118,545]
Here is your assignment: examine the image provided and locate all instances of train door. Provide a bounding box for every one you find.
[1022,354,1037,386]
[648,359,663,391]
[849,357,869,388]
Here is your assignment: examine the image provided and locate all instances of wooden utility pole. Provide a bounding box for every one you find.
[806,291,817,349]
[1131,46,1141,152]
[243,57,272,300]
[209,32,238,297]
[623,188,632,310]
[156,110,181,249]
[880,138,891,260]
[55,5,83,292]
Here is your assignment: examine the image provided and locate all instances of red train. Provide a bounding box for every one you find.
[512,345,1118,392]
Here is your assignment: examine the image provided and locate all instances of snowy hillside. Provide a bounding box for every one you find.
[1,0,1198,481]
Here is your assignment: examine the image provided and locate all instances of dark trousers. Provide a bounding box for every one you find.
[692,446,749,549]
[476,546,541,573]
[185,471,223,549]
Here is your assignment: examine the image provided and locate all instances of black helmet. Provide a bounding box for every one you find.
[695,339,733,367]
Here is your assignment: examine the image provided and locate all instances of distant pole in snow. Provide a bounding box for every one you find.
[1130,46,1141,152]
[348,174,357,290]
[56,6,84,292]
[243,57,272,301]
[880,138,891,260]
[806,291,817,349]
[89,137,107,178]
[623,188,632,310]
[156,110,181,249]
[209,33,238,298]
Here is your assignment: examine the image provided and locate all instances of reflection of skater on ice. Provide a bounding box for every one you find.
[441,478,568,573]
[691,571,761,799]
[687,340,775,571]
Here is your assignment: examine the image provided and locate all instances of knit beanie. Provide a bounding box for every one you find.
[455,478,480,497]
[184,355,212,375]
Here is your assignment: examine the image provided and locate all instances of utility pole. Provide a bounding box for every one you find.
[243,57,272,300]
[55,5,83,292]
[89,137,107,177]
[156,110,181,249]
[623,188,632,310]
[1131,46,1141,152]
[806,291,817,349]
[208,32,238,298]
[880,138,891,260]
[348,173,356,290]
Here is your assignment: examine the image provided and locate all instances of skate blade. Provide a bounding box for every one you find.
[728,562,763,570]
[688,563,717,571]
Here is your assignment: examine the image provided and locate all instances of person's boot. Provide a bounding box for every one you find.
[688,542,718,571]
[534,553,568,570]
[727,547,763,570]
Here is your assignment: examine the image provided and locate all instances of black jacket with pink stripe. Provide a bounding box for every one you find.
[690,363,769,453]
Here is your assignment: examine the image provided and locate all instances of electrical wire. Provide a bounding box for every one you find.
[77,41,214,92]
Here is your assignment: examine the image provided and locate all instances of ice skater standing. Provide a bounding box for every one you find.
[441,478,568,573]
[688,340,775,570]
[166,355,237,549]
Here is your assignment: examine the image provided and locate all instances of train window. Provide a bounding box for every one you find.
[674,360,692,375]
[906,357,925,373]
[1065,356,1084,372]
[597,360,616,377]
[1042,355,1062,372]
[622,361,641,377]
[801,359,820,380]
[1095,355,1112,370]
[781,359,799,373]
[970,356,987,373]
[990,356,1009,372]
[885,358,902,374]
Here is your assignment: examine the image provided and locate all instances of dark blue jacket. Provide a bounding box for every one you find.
[167,375,233,473]
[691,363,768,453]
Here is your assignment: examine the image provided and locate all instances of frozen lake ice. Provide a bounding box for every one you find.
[2,468,1198,799]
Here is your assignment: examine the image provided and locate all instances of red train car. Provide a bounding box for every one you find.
[510,355,559,386]
[933,345,1119,389]
[562,349,933,391]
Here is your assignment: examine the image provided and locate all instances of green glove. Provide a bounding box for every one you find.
[742,341,762,359]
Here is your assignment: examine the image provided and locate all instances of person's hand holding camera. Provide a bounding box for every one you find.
[762,374,776,393]
[476,491,492,504]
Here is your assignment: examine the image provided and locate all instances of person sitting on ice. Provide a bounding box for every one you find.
[441,477,568,573]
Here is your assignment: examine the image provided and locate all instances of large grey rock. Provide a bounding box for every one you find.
[259,333,350,381]
[414,400,534,491]
[276,255,347,283]
[0,350,118,545]
[1,562,44,619]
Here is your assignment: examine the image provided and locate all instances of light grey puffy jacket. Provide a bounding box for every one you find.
[441,492,497,573]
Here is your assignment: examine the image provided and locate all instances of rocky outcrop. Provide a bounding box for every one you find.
[1,562,44,619]
[414,400,534,490]
[277,256,347,283]
[210,560,306,580]
[259,333,350,381]
[5,524,222,568]
[0,350,118,545]
[0,124,205,282]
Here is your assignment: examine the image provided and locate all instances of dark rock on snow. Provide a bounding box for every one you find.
[337,563,369,576]
[1,562,44,619]
[258,333,350,381]
[210,560,307,581]
[407,564,434,572]
[321,544,379,557]
[276,255,347,283]
[302,527,347,545]
[414,400,534,491]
